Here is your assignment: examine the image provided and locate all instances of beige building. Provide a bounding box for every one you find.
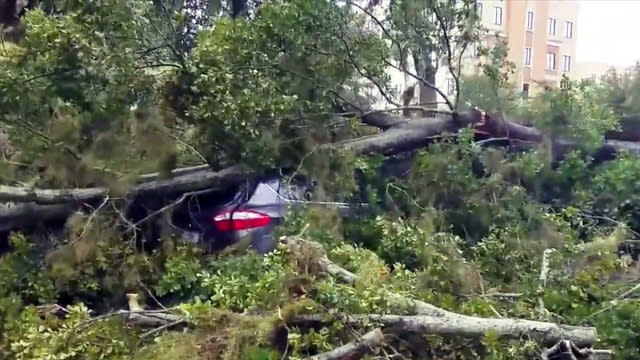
[435,0,579,103]
[366,0,580,110]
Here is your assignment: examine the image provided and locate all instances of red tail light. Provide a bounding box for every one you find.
[212,210,271,232]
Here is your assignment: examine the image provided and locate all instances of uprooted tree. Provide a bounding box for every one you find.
[3,0,640,359]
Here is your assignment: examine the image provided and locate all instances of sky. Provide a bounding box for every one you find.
[577,0,640,67]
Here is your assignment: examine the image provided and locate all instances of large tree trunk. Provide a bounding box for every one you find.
[0,203,74,232]
[413,50,438,116]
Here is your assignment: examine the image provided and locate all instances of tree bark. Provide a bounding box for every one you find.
[0,165,250,205]
[305,328,385,360]
[0,186,109,205]
[293,313,597,348]
[118,309,184,328]
[0,203,75,232]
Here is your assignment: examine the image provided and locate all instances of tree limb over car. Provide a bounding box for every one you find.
[1,107,639,211]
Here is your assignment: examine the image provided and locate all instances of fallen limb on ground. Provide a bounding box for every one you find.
[281,236,598,347]
[304,328,385,360]
[117,309,183,328]
[280,236,445,317]
[293,313,596,348]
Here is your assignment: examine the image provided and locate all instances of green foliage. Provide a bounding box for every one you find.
[0,1,178,188]
[601,62,640,114]
[195,249,293,311]
[0,233,57,338]
[0,233,56,305]
[155,244,204,297]
[181,0,389,169]
[3,303,135,360]
[528,76,619,150]
[459,37,521,113]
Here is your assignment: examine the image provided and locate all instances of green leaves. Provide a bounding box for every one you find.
[0,0,184,187]
[529,76,619,150]
[4,303,135,360]
[182,0,389,169]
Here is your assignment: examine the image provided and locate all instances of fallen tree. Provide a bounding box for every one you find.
[2,107,640,230]
[0,108,636,205]
[0,1,633,358]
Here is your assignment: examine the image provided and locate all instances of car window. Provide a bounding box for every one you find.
[245,178,282,206]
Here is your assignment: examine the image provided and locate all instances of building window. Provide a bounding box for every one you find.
[524,48,532,65]
[548,18,556,35]
[494,7,502,25]
[526,11,534,30]
[565,21,573,38]
[546,53,556,70]
[476,2,482,17]
[562,55,571,72]
[447,78,455,96]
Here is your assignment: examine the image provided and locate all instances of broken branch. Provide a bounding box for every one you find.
[305,328,385,360]
[0,165,250,205]
[294,313,596,348]
[282,236,598,347]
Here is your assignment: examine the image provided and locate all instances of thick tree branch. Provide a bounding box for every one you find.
[0,202,75,232]
[0,186,109,204]
[0,165,249,205]
[118,309,184,328]
[305,328,385,360]
[294,313,596,348]
[324,110,477,155]
[359,111,405,130]
[281,236,598,347]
